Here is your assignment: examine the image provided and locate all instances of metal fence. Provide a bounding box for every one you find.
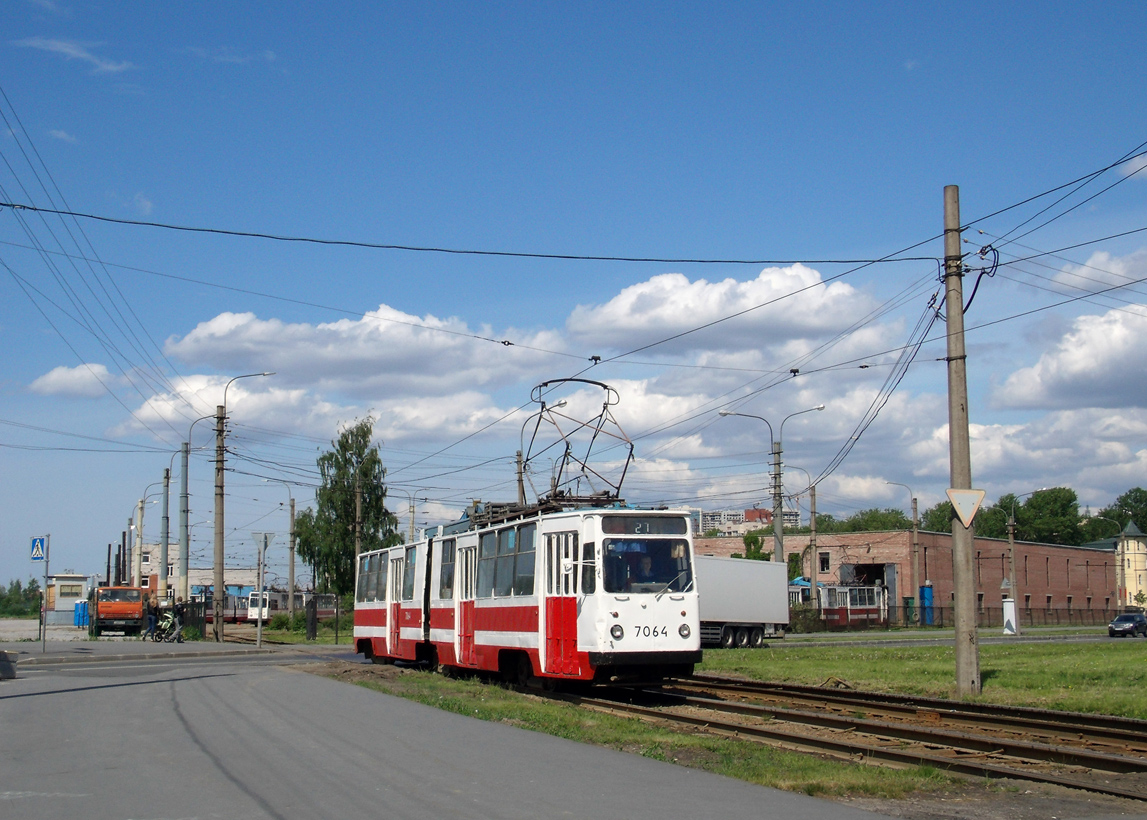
[885,605,1122,630]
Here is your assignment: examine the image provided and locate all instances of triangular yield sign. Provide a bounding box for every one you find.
[946,488,986,528]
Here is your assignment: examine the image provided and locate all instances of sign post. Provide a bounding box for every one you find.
[31,535,49,654]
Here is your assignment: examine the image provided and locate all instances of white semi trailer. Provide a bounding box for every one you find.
[695,555,789,647]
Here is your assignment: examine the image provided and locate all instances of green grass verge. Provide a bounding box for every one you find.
[340,667,955,799]
[700,639,1147,718]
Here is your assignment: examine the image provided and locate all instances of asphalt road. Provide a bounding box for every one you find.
[1,648,894,820]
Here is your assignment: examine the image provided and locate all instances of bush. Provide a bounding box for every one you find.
[788,603,827,634]
[182,626,202,641]
[269,613,291,630]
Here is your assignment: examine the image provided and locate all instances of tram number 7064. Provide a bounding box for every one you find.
[634,624,668,638]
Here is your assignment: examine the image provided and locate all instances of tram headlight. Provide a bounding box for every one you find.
[610,624,624,641]
[678,624,691,639]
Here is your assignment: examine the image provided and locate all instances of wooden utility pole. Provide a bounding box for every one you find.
[944,185,981,696]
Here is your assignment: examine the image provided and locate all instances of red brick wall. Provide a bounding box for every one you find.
[694,531,1120,611]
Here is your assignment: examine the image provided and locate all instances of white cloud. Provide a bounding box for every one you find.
[567,265,874,353]
[993,304,1147,409]
[1051,249,1147,293]
[28,364,113,397]
[133,192,153,215]
[1120,155,1147,179]
[16,37,134,73]
[165,308,564,399]
[48,129,76,143]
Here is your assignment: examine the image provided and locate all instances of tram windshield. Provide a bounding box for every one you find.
[602,538,692,594]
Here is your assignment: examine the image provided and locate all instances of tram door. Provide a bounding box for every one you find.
[456,546,477,666]
[543,531,580,675]
[388,553,404,655]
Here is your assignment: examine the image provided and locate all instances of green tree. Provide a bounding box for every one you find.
[295,418,402,596]
[973,497,1011,540]
[920,500,954,532]
[740,529,771,561]
[838,508,911,532]
[787,552,803,582]
[1019,487,1081,545]
[1098,487,1147,534]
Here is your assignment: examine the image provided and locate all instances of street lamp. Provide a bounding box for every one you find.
[719,404,824,564]
[1090,514,1129,606]
[886,481,920,625]
[214,371,274,641]
[263,478,296,619]
[133,484,163,588]
[393,488,429,544]
[181,413,215,603]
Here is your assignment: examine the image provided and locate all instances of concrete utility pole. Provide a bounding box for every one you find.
[944,184,981,696]
[355,469,363,560]
[809,484,818,611]
[179,441,190,601]
[910,496,919,623]
[134,500,145,587]
[160,468,170,598]
[886,482,920,625]
[288,495,296,618]
[213,403,226,641]
[771,441,784,565]
[213,372,273,643]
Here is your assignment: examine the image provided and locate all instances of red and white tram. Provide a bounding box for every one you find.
[354,501,702,685]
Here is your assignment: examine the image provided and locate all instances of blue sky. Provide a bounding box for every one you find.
[2,1,1146,587]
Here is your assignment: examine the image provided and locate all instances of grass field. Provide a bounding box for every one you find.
[699,639,1147,719]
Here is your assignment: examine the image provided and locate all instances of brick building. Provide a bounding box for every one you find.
[695,527,1133,621]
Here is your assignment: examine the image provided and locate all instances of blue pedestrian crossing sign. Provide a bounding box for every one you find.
[30,536,47,561]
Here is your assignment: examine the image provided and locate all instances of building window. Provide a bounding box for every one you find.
[976,592,984,612]
[1086,596,1092,610]
[1066,595,1073,611]
[58,584,83,597]
[1045,594,1052,612]
[1024,594,1031,610]
[819,553,829,573]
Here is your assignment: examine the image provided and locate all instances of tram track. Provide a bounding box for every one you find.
[539,675,1147,802]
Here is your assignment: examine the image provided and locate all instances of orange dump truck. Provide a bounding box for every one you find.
[93,586,146,636]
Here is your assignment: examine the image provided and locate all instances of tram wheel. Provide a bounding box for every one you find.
[516,654,535,687]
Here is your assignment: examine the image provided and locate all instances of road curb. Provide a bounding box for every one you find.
[0,650,15,679]
[14,647,278,666]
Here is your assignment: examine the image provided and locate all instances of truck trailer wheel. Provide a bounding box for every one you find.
[719,627,735,648]
[735,627,750,648]
[749,627,764,648]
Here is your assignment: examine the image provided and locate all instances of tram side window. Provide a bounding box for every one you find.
[375,559,388,602]
[402,546,417,601]
[477,532,497,598]
[581,540,595,594]
[356,555,369,602]
[494,528,516,596]
[514,524,536,596]
[439,539,456,600]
